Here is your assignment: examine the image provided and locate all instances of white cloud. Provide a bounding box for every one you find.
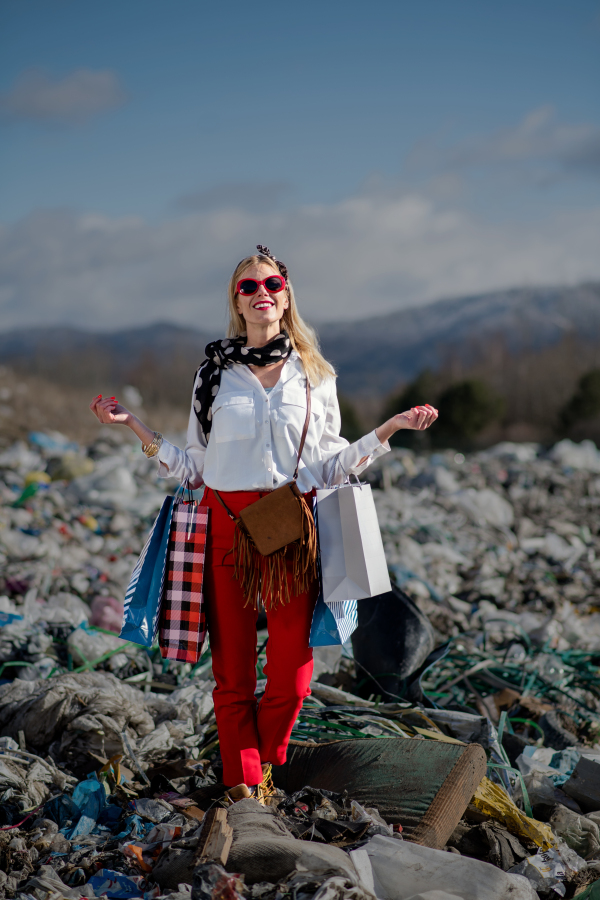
[1,186,599,333]
[411,106,600,179]
[0,68,127,124]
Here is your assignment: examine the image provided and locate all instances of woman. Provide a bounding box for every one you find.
[90,245,438,795]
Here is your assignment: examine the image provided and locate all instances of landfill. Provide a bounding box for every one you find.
[4,431,600,898]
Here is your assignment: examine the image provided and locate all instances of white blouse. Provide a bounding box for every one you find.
[157,351,389,492]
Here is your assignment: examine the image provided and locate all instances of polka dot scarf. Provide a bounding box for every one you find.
[193,331,293,442]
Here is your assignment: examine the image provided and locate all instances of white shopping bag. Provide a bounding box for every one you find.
[316,481,391,602]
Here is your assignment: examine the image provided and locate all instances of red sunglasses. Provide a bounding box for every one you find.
[236,275,286,296]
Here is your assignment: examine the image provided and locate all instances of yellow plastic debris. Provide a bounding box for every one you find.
[24,471,51,485]
[472,776,555,850]
[80,514,99,531]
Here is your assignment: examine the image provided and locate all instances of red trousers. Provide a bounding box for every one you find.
[200,487,318,787]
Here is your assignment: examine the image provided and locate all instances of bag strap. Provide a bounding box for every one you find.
[293,376,311,482]
[213,489,238,522]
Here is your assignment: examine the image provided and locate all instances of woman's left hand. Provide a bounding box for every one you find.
[395,404,438,431]
[375,404,438,445]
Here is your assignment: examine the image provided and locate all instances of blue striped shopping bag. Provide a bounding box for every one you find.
[309,592,358,647]
[120,494,176,647]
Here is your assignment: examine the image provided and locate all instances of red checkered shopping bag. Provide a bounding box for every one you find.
[158,500,209,663]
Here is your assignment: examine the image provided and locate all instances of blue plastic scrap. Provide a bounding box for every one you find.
[87,869,159,900]
[63,775,107,839]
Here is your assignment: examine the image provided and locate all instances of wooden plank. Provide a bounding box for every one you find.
[195,808,233,865]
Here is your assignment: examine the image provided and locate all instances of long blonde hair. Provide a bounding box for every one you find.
[226,254,335,386]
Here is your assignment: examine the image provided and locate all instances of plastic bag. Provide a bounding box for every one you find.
[350,584,435,695]
[87,868,160,900]
[471,776,555,849]
[508,841,587,898]
[550,804,600,860]
[361,834,537,900]
[350,800,393,835]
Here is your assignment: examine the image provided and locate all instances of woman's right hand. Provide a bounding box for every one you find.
[89,395,131,426]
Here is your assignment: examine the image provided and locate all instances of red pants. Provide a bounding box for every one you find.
[200,487,318,787]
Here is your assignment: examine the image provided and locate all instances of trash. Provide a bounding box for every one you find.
[508,841,587,897]
[88,868,160,899]
[351,584,435,699]
[563,754,600,812]
[225,798,358,885]
[350,800,393,836]
[90,595,125,633]
[3,428,600,896]
[191,862,245,900]
[471,777,555,849]
[274,736,487,849]
[549,804,600,860]
[360,833,538,899]
[196,808,233,865]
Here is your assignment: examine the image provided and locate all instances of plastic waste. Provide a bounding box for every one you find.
[471,777,555,849]
[67,622,125,667]
[360,834,537,900]
[65,774,107,838]
[90,595,124,632]
[4,428,600,896]
[517,746,580,786]
[350,800,393,835]
[351,584,435,699]
[550,804,600,860]
[87,868,160,899]
[191,863,245,900]
[550,439,600,472]
[508,841,587,897]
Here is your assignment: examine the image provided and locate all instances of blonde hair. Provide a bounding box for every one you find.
[226,254,335,386]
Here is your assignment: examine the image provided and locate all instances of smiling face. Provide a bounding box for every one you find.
[234,261,289,329]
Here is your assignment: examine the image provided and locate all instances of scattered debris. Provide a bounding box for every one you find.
[4,431,600,897]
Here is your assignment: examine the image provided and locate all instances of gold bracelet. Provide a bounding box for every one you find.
[142,432,163,458]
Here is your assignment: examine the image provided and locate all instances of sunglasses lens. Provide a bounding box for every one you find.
[265,276,284,292]
[239,279,258,294]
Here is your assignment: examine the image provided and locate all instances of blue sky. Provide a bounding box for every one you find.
[1,0,599,332]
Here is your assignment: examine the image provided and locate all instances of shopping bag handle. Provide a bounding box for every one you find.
[174,479,194,504]
[326,453,363,490]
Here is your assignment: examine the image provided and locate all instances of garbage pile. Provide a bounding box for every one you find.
[3,431,600,898]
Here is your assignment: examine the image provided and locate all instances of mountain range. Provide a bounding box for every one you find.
[1,282,598,399]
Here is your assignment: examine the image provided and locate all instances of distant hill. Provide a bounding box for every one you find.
[316,282,600,395]
[1,282,599,400]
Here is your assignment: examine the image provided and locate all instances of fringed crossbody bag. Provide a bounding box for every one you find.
[213,377,317,610]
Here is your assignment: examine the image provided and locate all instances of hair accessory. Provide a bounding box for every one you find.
[256,244,288,281]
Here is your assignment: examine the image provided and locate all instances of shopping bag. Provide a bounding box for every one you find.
[159,500,209,663]
[309,591,358,647]
[120,494,175,646]
[316,481,391,602]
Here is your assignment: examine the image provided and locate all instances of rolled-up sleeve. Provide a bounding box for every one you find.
[156,373,207,489]
[320,380,389,486]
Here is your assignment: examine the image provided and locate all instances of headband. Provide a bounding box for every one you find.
[256,244,289,281]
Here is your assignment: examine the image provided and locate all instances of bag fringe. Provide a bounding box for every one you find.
[232,492,317,610]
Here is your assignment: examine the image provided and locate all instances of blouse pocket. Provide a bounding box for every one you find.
[212,391,256,443]
[274,387,324,436]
